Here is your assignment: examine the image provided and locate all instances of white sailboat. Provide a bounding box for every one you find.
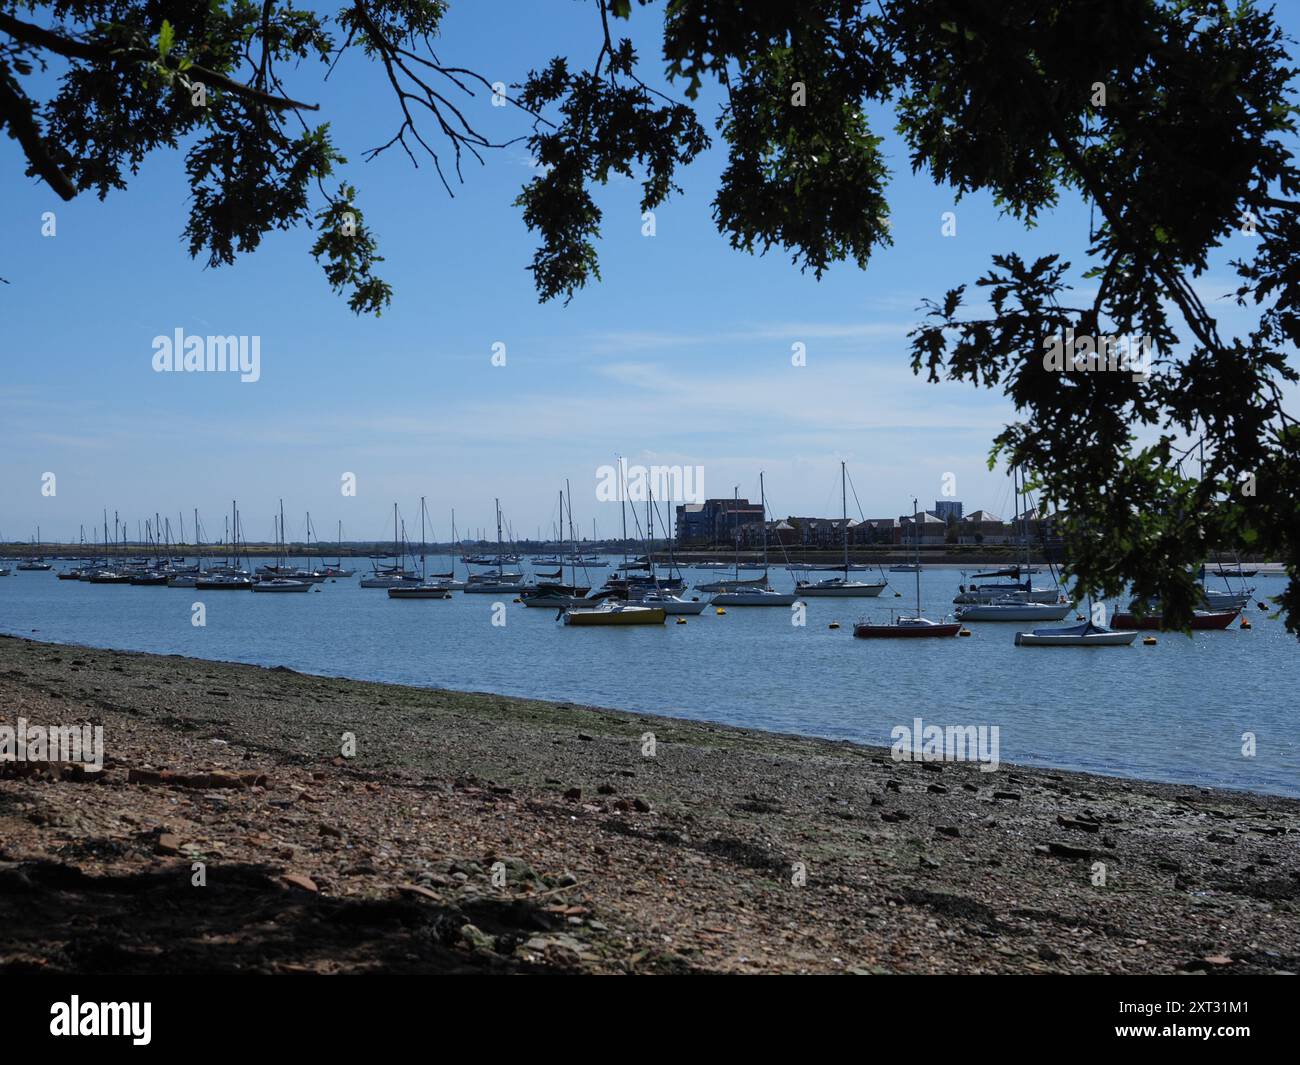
[711,475,798,607]
[957,470,1072,621]
[958,596,1072,621]
[1014,621,1138,647]
[360,504,423,587]
[389,498,455,599]
[16,527,53,570]
[853,498,962,638]
[253,503,311,592]
[618,486,702,611]
[796,464,887,597]
[463,500,526,592]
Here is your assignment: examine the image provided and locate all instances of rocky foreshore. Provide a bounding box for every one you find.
[1,634,1297,974]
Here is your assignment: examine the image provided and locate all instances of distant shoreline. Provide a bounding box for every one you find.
[1,544,1285,571]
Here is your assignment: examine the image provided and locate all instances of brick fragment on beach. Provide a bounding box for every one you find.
[128,767,267,789]
[280,873,318,893]
[155,833,182,855]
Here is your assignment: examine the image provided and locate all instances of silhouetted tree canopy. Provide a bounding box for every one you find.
[2,1,1297,633]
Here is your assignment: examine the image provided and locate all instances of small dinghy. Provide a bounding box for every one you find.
[1014,621,1138,647]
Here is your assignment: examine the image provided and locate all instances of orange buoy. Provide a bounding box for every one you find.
[1240,617,1252,629]
[715,607,726,615]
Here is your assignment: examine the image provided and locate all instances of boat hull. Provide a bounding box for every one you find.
[387,586,453,599]
[1201,590,1253,611]
[1014,626,1138,646]
[633,597,707,614]
[1111,609,1238,630]
[956,602,1073,622]
[853,620,961,638]
[710,591,798,606]
[563,606,666,626]
[695,578,768,592]
[796,582,887,597]
[521,593,595,607]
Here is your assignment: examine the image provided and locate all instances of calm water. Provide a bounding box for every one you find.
[2,561,1297,796]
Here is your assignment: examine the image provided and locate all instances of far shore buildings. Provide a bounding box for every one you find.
[676,499,1062,550]
[674,498,765,545]
[958,510,1011,545]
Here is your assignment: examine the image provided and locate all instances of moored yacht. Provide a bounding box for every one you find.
[956,597,1073,622]
[853,497,961,639]
[1014,621,1138,646]
[252,577,311,592]
[561,600,666,626]
[795,463,888,597]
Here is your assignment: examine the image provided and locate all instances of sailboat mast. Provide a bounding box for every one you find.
[842,461,849,579]
[495,498,503,573]
[913,497,922,613]
[760,471,769,578]
[647,484,655,579]
[733,485,740,579]
[450,510,458,577]
[562,488,571,585]
[618,457,628,571]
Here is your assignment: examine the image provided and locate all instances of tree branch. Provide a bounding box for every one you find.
[0,61,76,199]
[0,11,318,112]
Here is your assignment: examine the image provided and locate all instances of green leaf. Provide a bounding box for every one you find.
[158,20,174,59]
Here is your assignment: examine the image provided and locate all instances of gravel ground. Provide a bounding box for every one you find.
[1,633,1297,974]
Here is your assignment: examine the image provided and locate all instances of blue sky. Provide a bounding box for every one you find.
[1,1,1296,546]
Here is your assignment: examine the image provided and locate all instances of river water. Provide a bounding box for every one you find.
[2,560,1295,796]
